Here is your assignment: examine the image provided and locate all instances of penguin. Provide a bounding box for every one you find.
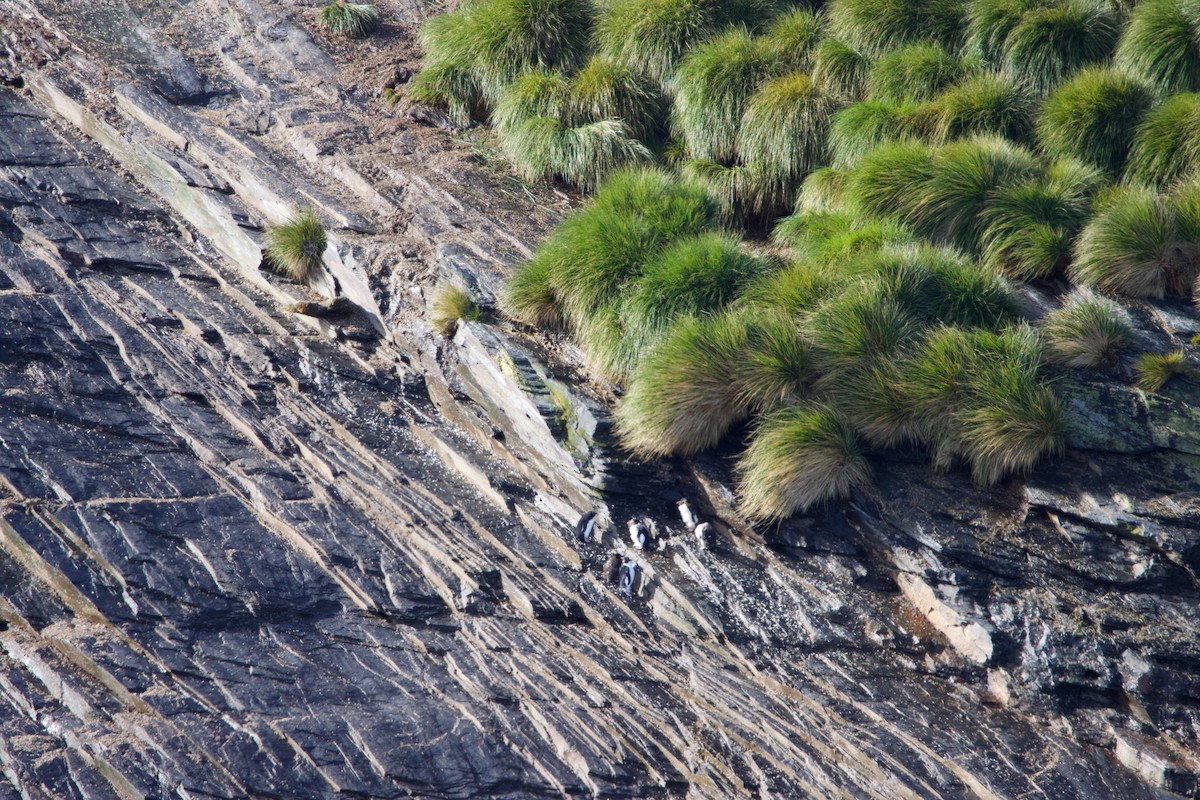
[694,521,712,549]
[677,498,697,530]
[576,510,597,543]
[628,519,648,550]
[619,559,637,596]
[603,552,622,584]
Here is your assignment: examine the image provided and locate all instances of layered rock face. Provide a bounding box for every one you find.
[0,1,1197,798]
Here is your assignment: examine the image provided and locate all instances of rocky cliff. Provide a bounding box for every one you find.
[0,1,1197,798]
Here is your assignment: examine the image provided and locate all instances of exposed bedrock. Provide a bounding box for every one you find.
[0,1,1197,798]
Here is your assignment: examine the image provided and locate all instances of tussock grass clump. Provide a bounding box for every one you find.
[672,30,780,163]
[1037,68,1154,176]
[681,160,758,224]
[500,117,651,190]
[811,38,871,99]
[320,1,382,37]
[737,72,836,213]
[827,0,966,57]
[794,167,849,212]
[979,158,1102,279]
[773,211,915,264]
[735,313,814,407]
[410,13,485,126]
[1115,0,1200,95]
[1125,93,1200,189]
[1040,288,1133,367]
[842,244,1020,329]
[740,258,845,314]
[805,283,922,377]
[569,56,666,142]
[901,325,1063,484]
[491,71,572,131]
[1135,350,1196,392]
[413,0,595,115]
[917,136,1041,251]
[615,311,754,456]
[930,73,1035,143]
[829,100,928,169]
[541,168,719,328]
[868,44,968,103]
[966,0,1031,64]
[431,285,483,337]
[999,0,1118,95]
[264,208,326,282]
[737,405,870,520]
[1071,185,1200,297]
[595,0,773,85]
[622,233,766,352]
[845,140,935,222]
[502,258,563,329]
[958,371,1064,485]
[760,8,825,70]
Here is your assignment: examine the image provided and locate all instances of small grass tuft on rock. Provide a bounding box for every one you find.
[1040,288,1133,368]
[1134,350,1196,392]
[431,285,483,337]
[320,1,382,37]
[265,208,327,283]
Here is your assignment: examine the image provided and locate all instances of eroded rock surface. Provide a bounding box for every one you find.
[0,1,1197,798]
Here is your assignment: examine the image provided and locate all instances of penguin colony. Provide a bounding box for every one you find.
[574,498,713,598]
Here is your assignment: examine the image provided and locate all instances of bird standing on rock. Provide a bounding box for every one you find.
[677,498,697,529]
[628,519,648,550]
[619,559,637,596]
[576,510,597,542]
[694,521,712,549]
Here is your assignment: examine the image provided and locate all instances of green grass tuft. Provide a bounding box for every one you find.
[737,72,836,214]
[672,29,780,163]
[929,73,1035,144]
[534,167,719,332]
[320,1,382,37]
[431,285,483,337]
[1037,68,1154,176]
[1070,185,1200,298]
[805,282,922,378]
[760,8,825,71]
[264,208,327,283]
[500,116,651,190]
[1115,0,1200,95]
[811,38,871,99]
[621,233,766,357]
[794,167,849,212]
[999,0,1118,95]
[966,0,1037,64]
[1134,350,1197,392]
[595,0,774,86]
[1125,93,1200,189]
[979,158,1102,279]
[844,139,935,223]
[681,160,759,225]
[615,311,755,456]
[1040,288,1133,367]
[737,404,870,520]
[491,70,571,131]
[827,0,966,57]
[569,56,666,142]
[408,17,485,127]
[772,211,916,265]
[868,43,968,103]
[739,258,846,315]
[917,135,1041,251]
[502,257,564,329]
[829,100,928,169]
[735,312,814,408]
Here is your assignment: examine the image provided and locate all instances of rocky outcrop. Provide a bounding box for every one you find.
[0,1,1197,798]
